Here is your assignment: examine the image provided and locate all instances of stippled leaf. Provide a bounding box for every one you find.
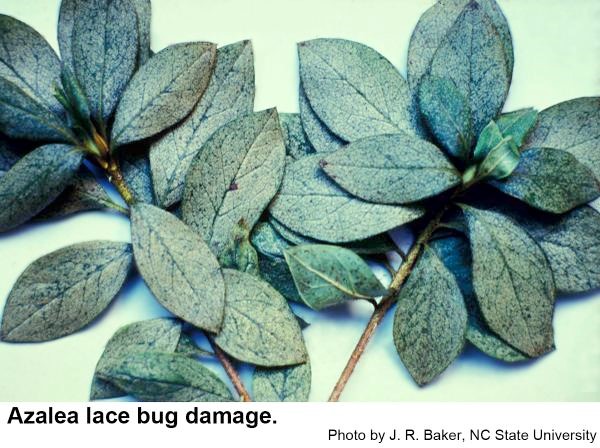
[182,109,285,256]
[0,77,72,141]
[496,108,538,148]
[214,269,307,367]
[280,113,314,160]
[298,85,345,154]
[71,0,138,122]
[90,318,185,400]
[321,132,461,204]
[37,166,114,219]
[97,352,233,402]
[299,38,415,141]
[523,97,600,181]
[407,0,513,93]
[284,244,386,310]
[121,149,155,204]
[519,206,600,295]
[253,361,311,402]
[130,0,151,65]
[418,75,472,159]
[150,41,254,207]
[175,333,213,358]
[218,220,260,276]
[0,241,132,342]
[393,246,467,386]
[429,2,510,138]
[252,221,292,259]
[430,236,528,362]
[0,14,63,114]
[268,217,396,255]
[269,155,423,243]
[0,144,83,232]
[57,0,78,70]
[462,206,555,357]
[111,42,216,147]
[491,147,600,214]
[130,203,225,333]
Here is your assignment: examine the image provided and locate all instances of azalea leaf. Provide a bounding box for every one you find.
[90,317,184,400]
[279,112,314,160]
[214,269,308,367]
[269,155,423,243]
[496,108,538,148]
[523,97,600,181]
[121,149,155,204]
[393,246,467,386]
[0,144,83,231]
[321,132,461,204]
[253,361,311,402]
[71,0,139,122]
[299,38,415,141]
[130,0,152,65]
[462,205,555,357]
[1,241,132,342]
[491,147,600,214]
[150,41,254,207]
[111,42,216,147]
[97,352,233,402]
[284,244,386,310]
[130,203,225,333]
[182,109,285,256]
[0,14,63,113]
[428,2,511,139]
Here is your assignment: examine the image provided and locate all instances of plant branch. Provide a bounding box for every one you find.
[208,336,252,402]
[103,157,135,206]
[328,204,450,401]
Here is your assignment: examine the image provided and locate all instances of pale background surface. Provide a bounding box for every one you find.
[0,0,598,401]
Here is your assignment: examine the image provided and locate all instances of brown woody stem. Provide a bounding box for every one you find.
[104,157,135,206]
[208,337,252,402]
[328,205,450,401]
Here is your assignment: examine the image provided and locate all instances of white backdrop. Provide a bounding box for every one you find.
[0,0,598,401]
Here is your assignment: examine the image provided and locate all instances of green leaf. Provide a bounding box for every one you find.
[279,113,314,161]
[418,75,472,159]
[0,77,72,141]
[523,97,600,181]
[321,132,461,204]
[298,85,345,154]
[473,120,503,161]
[429,2,510,138]
[218,220,260,276]
[253,361,311,402]
[150,41,254,207]
[0,14,63,114]
[214,269,308,367]
[1,241,132,342]
[121,149,155,204]
[182,109,285,255]
[130,0,152,65]
[97,352,233,402]
[0,144,83,232]
[90,317,184,400]
[269,155,423,243]
[519,206,600,295]
[111,42,217,147]
[496,108,538,148]
[284,245,386,310]
[462,205,555,357]
[491,147,600,214]
[430,236,528,362]
[476,136,520,181]
[37,166,115,219]
[407,0,513,94]
[299,38,415,141]
[71,0,139,122]
[393,246,467,386]
[130,203,225,333]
